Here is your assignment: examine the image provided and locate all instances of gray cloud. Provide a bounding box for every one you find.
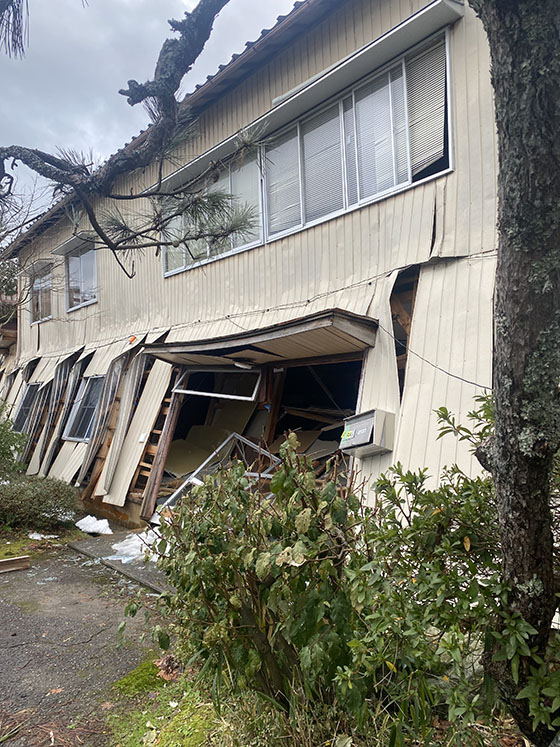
[0,0,295,195]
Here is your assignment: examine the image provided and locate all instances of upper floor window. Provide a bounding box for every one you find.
[162,36,448,274]
[12,382,41,433]
[63,375,104,442]
[163,154,262,276]
[66,244,97,311]
[265,38,448,237]
[30,266,52,323]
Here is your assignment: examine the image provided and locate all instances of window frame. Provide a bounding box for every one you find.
[30,265,53,325]
[172,369,262,402]
[12,382,41,433]
[162,29,452,274]
[62,375,105,443]
[264,32,450,241]
[65,244,98,313]
[162,155,264,278]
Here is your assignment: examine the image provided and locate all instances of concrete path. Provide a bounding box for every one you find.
[0,548,157,746]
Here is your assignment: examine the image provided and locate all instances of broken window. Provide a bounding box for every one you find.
[63,375,104,442]
[160,370,261,482]
[268,360,363,458]
[12,383,41,433]
[173,369,261,402]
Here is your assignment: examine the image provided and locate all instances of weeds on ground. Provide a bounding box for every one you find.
[0,525,83,559]
[107,664,214,747]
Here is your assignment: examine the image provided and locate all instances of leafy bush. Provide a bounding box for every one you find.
[0,475,79,530]
[0,403,27,478]
[156,433,515,744]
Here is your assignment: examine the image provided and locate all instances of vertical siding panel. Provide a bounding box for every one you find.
[16,1,496,416]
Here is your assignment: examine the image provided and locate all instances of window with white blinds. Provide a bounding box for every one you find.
[265,36,448,237]
[302,104,344,222]
[406,41,447,178]
[266,129,301,235]
[163,35,449,273]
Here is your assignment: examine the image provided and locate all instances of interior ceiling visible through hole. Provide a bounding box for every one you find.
[273,360,363,450]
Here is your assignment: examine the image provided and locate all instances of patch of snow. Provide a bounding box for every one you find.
[75,515,113,535]
[28,532,58,540]
[105,530,158,564]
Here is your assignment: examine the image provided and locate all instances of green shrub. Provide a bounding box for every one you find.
[0,475,80,530]
[156,432,509,744]
[0,403,27,479]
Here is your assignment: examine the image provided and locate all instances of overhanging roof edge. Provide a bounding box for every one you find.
[144,309,378,364]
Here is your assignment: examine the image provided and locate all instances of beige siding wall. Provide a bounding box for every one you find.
[360,253,495,487]
[18,0,496,361]
[15,0,497,487]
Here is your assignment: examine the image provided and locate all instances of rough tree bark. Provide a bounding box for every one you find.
[468,1,560,744]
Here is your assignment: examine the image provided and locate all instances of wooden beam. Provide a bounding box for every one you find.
[0,556,31,574]
[265,351,363,370]
[283,407,341,425]
[140,391,185,521]
[391,296,412,335]
[263,368,286,446]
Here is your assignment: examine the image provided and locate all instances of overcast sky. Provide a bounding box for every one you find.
[0,0,295,199]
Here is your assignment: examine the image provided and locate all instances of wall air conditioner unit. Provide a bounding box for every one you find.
[339,409,395,458]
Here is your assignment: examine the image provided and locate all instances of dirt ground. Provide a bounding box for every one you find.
[0,547,157,746]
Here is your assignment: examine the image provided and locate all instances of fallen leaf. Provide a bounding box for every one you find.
[48,688,63,695]
[463,536,471,552]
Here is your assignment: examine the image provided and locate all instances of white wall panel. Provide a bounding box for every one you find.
[393,254,494,481]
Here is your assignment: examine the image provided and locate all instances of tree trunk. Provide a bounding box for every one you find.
[468,1,560,744]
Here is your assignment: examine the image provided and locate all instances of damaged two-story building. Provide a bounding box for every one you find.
[0,0,496,525]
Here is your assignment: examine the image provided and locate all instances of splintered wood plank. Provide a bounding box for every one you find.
[0,556,31,574]
[391,296,412,335]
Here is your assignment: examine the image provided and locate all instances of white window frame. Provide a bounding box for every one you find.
[172,369,262,402]
[162,156,264,278]
[264,33,449,241]
[65,244,98,312]
[163,30,451,274]
[30,265,53,325]
[62,375,105,442]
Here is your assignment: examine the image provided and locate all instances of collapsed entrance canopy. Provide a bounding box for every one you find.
[142,309,378,368]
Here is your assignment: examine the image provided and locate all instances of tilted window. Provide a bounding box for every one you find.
[63,376,104,442]
[163,154,262,276]
[12,383,41,433]
[30,266,52,323]
[66,245,97,311]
